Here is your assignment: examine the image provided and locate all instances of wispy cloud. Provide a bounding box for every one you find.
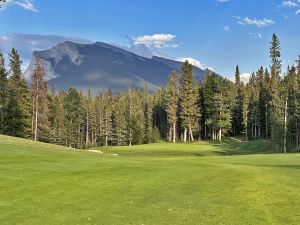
[1,0,38,12]
[224,25,230,31]
[234,16,275,28]
[282,0,298,8]
[176,57,203,69]
[249,32,262,38]
[133,34,178,48]
[15,0,38,12]
[296,9,300,14]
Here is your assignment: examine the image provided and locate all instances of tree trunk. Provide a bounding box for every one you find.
[85,112,89,148]
[218,129,222,141]
[189,123,194,142]
[129,129,132,146]
[105,130,108,147]
[34,93,38,142]
[31,102,35,134]
[245,125,248,141]
[172,122,176,143]
[183,128,187,142]
[283,99,287,154]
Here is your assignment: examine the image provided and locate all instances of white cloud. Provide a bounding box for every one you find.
[15,0,38,12]
[234,16,275,28]
[296,9,300,14]
[240,73,251,84]
[230,72,251,84]
[1,0,38,12]
[249,32,262,38]
[224,25,230,31]
[177,57,203,69]
[282,0,298,7]
[133,34,178,48]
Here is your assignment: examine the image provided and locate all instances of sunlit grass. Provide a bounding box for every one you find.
[0,135,299,225]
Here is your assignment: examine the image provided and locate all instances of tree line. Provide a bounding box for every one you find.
[0,33,299,152]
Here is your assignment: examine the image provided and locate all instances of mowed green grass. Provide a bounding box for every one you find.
[1,135,300,225]
[96,138,275,157]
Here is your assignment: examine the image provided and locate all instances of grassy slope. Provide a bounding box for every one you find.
[1,135,300,225]
[96,138,275,157]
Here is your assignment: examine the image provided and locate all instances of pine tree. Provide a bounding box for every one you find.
[103,89,113,146]
[247,72,260,139]
[126,89,134,146]
[283,66,299,149]
[143,85,154,143]
[31,59,49,141]
[0,50,8,133]
[166,71,179,143]
[270,34,281,87]
[179,61,199,142]
[63,88,84,148]
[48,91,66,145]
[89,93,97,146]
[5,48,31,138]
[210,78,233,141]
[84,90,94,147]
[94,94,104,146]
[269,33,282,144]
[152,88,168,139]
[243,83,250,141]
[203,72,225,140]
[212,93,232,141]
[232,65,244,135]
[133,90,146,144]
[113,93,127,146]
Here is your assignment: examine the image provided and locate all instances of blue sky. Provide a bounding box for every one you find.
[1,0,300,79]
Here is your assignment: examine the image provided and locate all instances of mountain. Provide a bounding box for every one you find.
[25,41,207,93]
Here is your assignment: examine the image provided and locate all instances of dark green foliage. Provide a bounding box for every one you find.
[48,91,66,145]
[113,93,127,146]
[179,61,199,142]
[203,71,233,140]
[5,49,31,138]
[232,65,244,135]
[0,50,8,133]
[166,71,179,143]
[63,88,85,148]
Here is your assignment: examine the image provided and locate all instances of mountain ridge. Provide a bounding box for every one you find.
[25,41,209,93]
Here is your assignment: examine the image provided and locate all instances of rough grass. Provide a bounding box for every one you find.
[1,135,300,225]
